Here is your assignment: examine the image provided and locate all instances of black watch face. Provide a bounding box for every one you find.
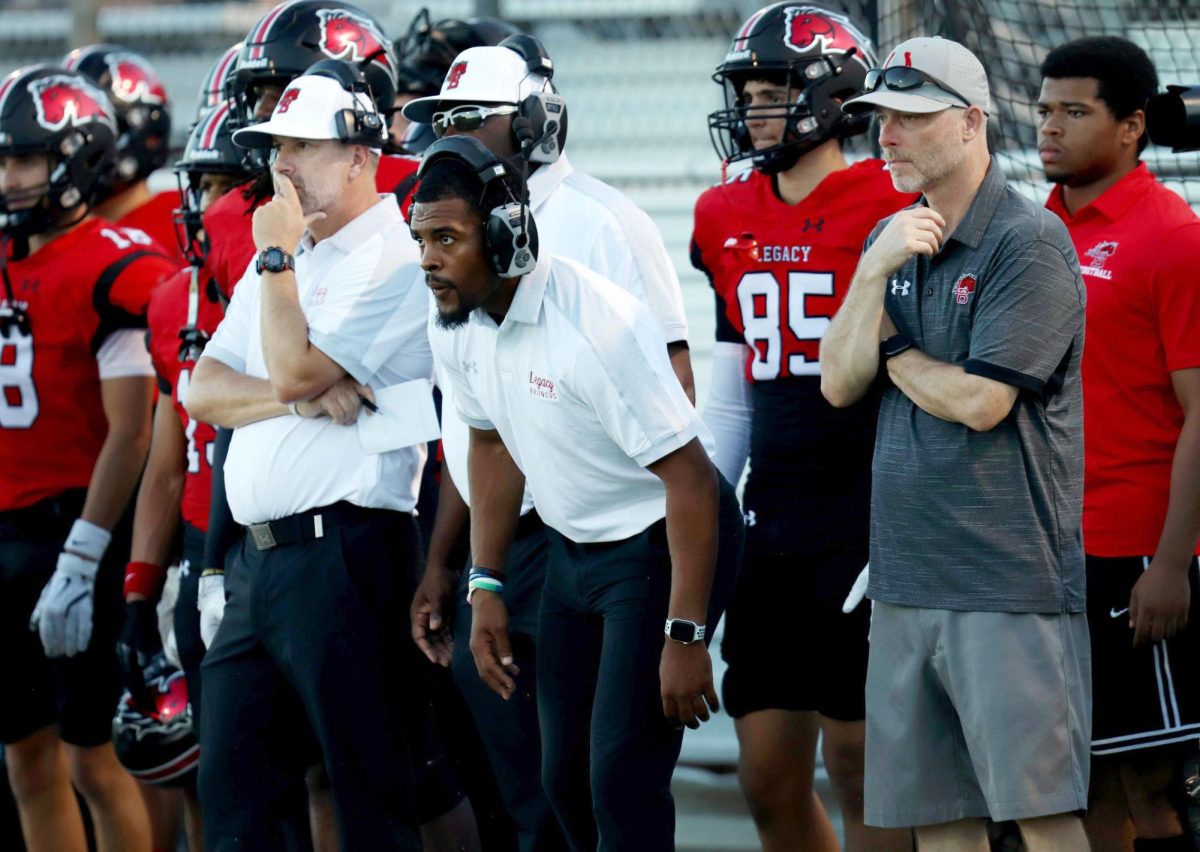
[265,248,284,268]
[668,620,696,643]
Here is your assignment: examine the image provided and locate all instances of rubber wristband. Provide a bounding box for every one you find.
[124,561,166,599]
[466,576,504,605]
[199,567,226,579]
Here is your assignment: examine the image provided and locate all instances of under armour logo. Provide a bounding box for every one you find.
[462,360,478,374]
[744,510,757,527]
[802,218,824,233]
[890,279,911,296]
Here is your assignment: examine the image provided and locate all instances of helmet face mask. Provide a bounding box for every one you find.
[708,3,876,174]
[0,66,117,240]
[112,654,199,788]
[173,100,250,266]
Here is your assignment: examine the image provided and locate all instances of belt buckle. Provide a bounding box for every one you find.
[249,523,277,550]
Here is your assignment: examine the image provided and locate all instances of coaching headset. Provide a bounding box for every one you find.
[303,58,388,146]
[417,134,539,278]
[497,33,566,165]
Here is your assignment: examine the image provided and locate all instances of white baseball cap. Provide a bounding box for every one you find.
[841,36,991,115]
[401,46,549,124]
[232,73,381,150]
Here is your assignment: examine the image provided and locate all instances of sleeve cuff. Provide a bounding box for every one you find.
[458,413,496,431]
[633,424,698,468]
[308,329,371,385]
[963,358,1044,393]
[201,344,245,374]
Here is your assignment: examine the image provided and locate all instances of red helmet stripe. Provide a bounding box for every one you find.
[131,742,200,784]
[0,73,19,116]
[209,45,239,98]
[200,100,230,149]
[249,0,301,60]
[735,7,768,50]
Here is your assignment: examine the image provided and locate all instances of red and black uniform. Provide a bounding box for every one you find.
[0,217,175,747]
[144,263,225,730]
[1047,163,1200,753]
[691,160,914,719]
[119,190,187,267]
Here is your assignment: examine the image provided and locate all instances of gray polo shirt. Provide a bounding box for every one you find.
[868,160,1086,614]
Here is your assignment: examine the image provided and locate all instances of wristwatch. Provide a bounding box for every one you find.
[879,332,914,360]
[664,618,706,645]
[256,246,295,275]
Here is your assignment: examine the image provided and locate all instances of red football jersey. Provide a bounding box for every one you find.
[119,190,186,267]
[203,154,421,299]
[0,218,176,511]
[692,160,916,380]
[146,267,223,532]
[1047,164,1200,556]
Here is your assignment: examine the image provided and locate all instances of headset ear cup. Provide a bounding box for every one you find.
[485,202,538,278]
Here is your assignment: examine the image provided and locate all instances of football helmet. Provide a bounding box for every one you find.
[112,653,199,787]
[196,43,243,120]
[228,0,397,131]
[62,45,171,187]
[709,3,876,174]
[394,8,521,98]
[173,99,251,266]
[0,65,118,241]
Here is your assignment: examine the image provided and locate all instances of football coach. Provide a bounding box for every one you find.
[185,63,431,849]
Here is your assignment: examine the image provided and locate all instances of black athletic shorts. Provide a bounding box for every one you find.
[0,491,125,747]
[721,527,869,721]
[1088,554,1200,755]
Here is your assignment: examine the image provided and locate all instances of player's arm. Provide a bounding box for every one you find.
[1130,368,1200,646]
[822,208,945,407]
[647,438,720,730]
[466,425,526,700]
[126,392,187,599]
[411,461,470,666]
[82,374,155,530]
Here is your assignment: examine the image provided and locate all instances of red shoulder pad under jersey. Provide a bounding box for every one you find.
[203,180,262,302]
[692,160,916,381]
[0,218,175,511]
[379,153,420,221]
[147,267,222,531]
[118,191,186,267]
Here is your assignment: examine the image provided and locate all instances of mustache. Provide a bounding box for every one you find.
[426,273,454,287]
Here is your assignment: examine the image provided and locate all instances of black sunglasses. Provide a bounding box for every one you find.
[863,66,972,109]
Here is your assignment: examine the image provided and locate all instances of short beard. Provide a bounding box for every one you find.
[434,303,473,330]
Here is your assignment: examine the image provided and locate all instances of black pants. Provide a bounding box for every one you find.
[538,479,743,852]
[452,511,568,852]
[198,505,422,851]
[176,522,206,736]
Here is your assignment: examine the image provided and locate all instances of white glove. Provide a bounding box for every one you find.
[197,572,226,649]
[842,564,870,614]
[30,519,111,658]
[157,563,183,669]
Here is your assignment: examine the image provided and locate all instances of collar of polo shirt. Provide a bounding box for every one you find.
[924,158,1005,250]
[527,151,572,212]
[471,254,551,327]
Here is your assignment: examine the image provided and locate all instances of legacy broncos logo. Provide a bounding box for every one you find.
[528,371,557,401]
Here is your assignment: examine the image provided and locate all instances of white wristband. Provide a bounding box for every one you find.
[289,403,300,417]
[64,518,111,562]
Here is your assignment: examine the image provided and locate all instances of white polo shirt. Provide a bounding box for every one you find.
[435,153,691,512]
[204,195,431,524]
[430,255,714,544]
[528,153,689,344]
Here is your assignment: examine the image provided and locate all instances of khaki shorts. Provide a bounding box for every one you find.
[863,602,1091,828]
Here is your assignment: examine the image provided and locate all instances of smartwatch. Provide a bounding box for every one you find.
[664,618,706,645]
[879,332,914,360]
[256,246,295,275]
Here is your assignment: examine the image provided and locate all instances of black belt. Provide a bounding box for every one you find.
[245,502,397,551]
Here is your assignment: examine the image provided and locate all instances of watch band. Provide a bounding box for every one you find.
[880,332,914,360]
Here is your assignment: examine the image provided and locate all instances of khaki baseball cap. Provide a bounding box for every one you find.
[841,36,991,115]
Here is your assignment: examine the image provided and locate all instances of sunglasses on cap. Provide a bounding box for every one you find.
[432,104,518,138]
[863,66,972,109]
